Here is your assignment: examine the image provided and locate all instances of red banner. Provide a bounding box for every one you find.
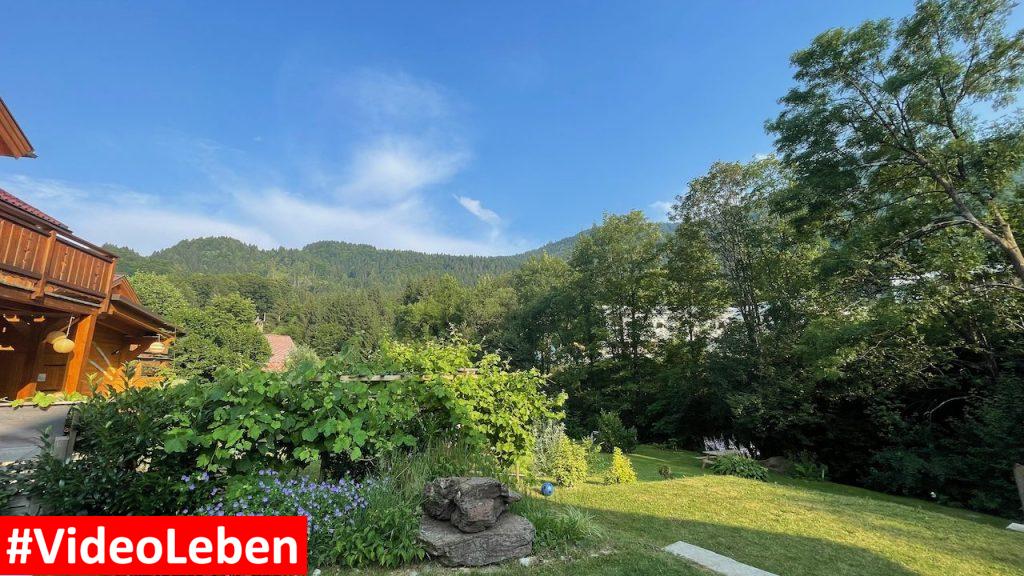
[0,516,307,575]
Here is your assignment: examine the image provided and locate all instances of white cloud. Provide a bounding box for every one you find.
[648,200,674,221]
[0,175,274,253]
[344,69,452,125]
[0,172,519,256]
[455,195,501,228]
[339,138,469,202]
[236,188,512,255]
[0,69,522,256]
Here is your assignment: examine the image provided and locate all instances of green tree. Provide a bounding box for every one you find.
[276,288,392,357]
[663,222,729,342]
[394,275,466,340]
[129,272,192,324]
[569,211,666,367]
[461,275,517,346]
[672,158,811,348]
[172,294,271,380]
[503,255,573,371]
[769,0,1024,286]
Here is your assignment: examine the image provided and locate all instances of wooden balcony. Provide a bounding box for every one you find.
[0,204,116,310]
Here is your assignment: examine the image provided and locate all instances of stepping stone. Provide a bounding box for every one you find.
[1008,523,1024,533]
[664,541,778,576]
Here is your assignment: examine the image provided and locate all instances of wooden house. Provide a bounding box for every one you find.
[0,99,176,400]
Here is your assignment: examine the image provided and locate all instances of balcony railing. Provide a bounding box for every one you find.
[0,206,116,307]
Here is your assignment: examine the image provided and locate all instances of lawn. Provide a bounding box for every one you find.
[363,446,1024,576]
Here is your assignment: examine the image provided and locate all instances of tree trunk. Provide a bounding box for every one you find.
[1014,463,1024,519]
[970,202,1024,286]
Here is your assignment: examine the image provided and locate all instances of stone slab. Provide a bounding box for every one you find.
[664,541,778,576]
[419,513,534,566]
[1008,523,1024,533]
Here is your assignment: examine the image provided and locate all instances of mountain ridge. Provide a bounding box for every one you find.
[107,222,674,287]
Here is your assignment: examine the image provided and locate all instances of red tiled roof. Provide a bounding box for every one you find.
[0,188,69,231]
[265,334,296,372]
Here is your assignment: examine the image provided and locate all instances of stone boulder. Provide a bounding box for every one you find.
[419,513,535,566]
[423,476,523,533]
[423,476,461,520]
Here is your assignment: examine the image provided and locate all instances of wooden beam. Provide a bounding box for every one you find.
[31,230,57,299]
[99,257,116,313]
[0,283,96,316]
[62,314,97,395]
[17,323,46,400]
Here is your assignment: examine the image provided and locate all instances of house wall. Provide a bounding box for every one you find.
[0,320,63,400]
[78,323,126,393]
[0,320,168,400]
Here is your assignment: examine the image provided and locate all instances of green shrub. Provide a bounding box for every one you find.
[164,337,564,475]
[532,419,567,477]
[789,451,828,481]
[604,447,638,484]
[709,454,768,481]
[25,384,199,515]
[22,337,557,519]
[515,499,603,552]
[580,433,602,469]
[658,465,674,479]
[0,461,28,510]
[596,410,638,453]
[550,436,589,487]
[333,476,423,568]
[284,344,321,371]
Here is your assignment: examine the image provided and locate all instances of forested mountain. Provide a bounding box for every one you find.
[106,223,676,287]
[117,0,1024,521]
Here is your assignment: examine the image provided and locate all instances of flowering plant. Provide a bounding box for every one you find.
[188,470,372,567]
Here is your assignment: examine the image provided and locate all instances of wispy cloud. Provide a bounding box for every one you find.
[0,174,275,252]
[648,200,674,221]
[344,69,453,126]
[455,195,501,227]
[339,137,469,202]
[0,69,524,256]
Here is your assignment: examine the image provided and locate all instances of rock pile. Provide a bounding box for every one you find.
[418,477,535,566]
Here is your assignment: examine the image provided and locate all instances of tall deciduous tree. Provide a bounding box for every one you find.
[569,212,666,367]
[671,158,799,347]
[769,0,1024,287]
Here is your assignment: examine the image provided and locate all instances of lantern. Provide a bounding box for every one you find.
[52,337,75,354]
[147,340,167,354]
[45,330,66,344]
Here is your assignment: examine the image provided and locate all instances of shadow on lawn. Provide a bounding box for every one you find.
[765,475,1012,529]
[534,500,922,576]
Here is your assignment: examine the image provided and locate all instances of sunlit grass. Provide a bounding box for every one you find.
[329,445,1024,576]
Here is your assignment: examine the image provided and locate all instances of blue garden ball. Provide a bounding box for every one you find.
[541,482,555,497]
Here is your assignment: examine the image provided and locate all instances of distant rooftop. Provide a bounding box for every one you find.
[265,334,296,372]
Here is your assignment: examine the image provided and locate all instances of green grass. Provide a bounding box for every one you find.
[330,445,1024,576]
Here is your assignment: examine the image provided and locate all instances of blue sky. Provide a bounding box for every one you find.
[0,1,992,255]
